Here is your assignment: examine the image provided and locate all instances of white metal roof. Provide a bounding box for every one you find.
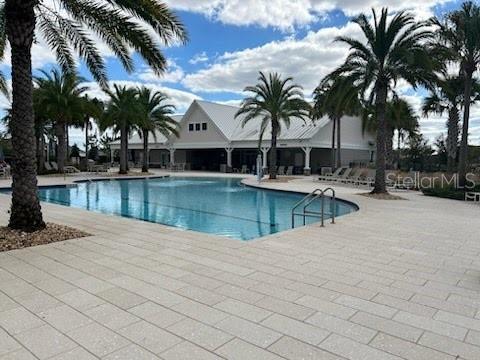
[193,100,327,142]
[109,100,371,149]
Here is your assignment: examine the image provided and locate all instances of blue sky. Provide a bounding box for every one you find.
[1,0,477,148]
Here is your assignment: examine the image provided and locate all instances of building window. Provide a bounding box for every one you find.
[195,123,201,131]
[189,124,194,131]
[202,122,207,131]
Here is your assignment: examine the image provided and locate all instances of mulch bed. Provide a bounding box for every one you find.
[358,192,406,200]
[0,223,90,252]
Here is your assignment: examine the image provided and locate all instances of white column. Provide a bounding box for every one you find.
[261,147,270,169]
[169,148,176,165]
[302,146,312,175]
[225,147,234,168]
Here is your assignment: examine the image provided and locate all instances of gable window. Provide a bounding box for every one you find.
[195,123,201,131]
[188,124,194,131]
[202,122,207,131]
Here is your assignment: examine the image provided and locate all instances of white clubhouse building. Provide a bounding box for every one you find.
[110,100,375,175]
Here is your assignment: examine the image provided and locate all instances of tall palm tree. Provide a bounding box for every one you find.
[80,96,104,169]
[4,1,187,231]
[34,69,88,173]
[422,76,480,172]
[329,8,436,193]
[100,85,142,174]
[235,72,311,180]
[434,2,480,186]
[362,97,419,169]
[386,98,419,169]
[136,87,178,173]
[312,76,361,169]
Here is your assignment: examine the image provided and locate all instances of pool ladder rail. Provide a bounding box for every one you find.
[291,188,336,228]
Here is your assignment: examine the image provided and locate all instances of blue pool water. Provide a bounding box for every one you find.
[36,177,357,240]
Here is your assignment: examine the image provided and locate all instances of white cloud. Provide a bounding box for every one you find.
[182,22,358,94]
[137,60,185,84]
[189,52,209,65]
[166,0,453,30]
[82,80,200,113]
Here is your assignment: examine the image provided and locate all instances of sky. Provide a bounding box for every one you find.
[1,0,479,149]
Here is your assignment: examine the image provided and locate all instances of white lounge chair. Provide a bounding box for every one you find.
[277,166,285,175]
[333,167,353,182]
[50,161,59,171]
[44,162,53,171]
[339,168,364,184]
[285,166,293,175]
[319,167,345,181]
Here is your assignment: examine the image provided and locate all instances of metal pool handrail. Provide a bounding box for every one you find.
[291,188,336,228]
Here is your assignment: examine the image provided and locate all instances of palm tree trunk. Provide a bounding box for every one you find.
[5,0,46,231]
[331,117,336,169]
[446,107,459,173]
[386,126,394,170]
[397,131,402,170]
[142,130,149,173]
[37,134,45,174]
[336,117,342,168]
[372,81,388,194]
[119,124,128,174]
[84,118,89,170]
[55,122,66,173]
[269,121,278,179]
[65,124,69,163]
[458,68,473,188]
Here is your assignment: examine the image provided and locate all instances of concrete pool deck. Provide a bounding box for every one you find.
[0,171,480,359]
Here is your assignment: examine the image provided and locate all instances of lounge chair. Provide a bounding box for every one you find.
[339,168,364,184]
[241,165,249,174]
[64,166,80,174]
[277,166,285,175]
[50,162,58,171]
[333,167,353,182]
[0,166,10,179]
[319,167,345,181]
[285,166,293,176]
[355,169,376,187]
[44,162,53,171]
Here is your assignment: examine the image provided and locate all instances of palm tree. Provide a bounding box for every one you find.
[34,69,88,173]
[434,2,480,186]
[362,97,419,169]
[422,76,480,172]
[329,8,436,193]
[386,98,419,169]
[312,76,361,169]
[100,85,142,174]
[235,72,311,179]
[136,87,178,173]
[4,1,187,231]
[80,96,104,169]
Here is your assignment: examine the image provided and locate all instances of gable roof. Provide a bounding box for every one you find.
[194,100,327,142]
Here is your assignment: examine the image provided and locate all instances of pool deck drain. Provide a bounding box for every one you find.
[0,171,479,359]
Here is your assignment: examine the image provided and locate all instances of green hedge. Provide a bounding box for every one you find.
[422,184,480,201]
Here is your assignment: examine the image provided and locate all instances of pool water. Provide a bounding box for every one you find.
[37,177,357,240]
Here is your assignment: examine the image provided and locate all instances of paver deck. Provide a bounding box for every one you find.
[0,171,479,359]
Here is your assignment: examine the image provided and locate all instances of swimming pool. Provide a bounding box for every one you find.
[36,177,357,240]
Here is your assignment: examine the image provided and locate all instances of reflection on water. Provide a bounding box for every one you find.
[37,177,356,240]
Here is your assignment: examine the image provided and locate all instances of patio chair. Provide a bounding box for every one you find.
[339,168,364,184]
[44,162,53,171]
[332,167,353,182]
[64,166,80,174]
[241,165,249,174]
[0,167,8,179]
[355,169,376,187]
[177,163,186,172]
[285,166,293,176]
[277,166,285,175]
[50,161,59,171]
[319,167,345,181]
